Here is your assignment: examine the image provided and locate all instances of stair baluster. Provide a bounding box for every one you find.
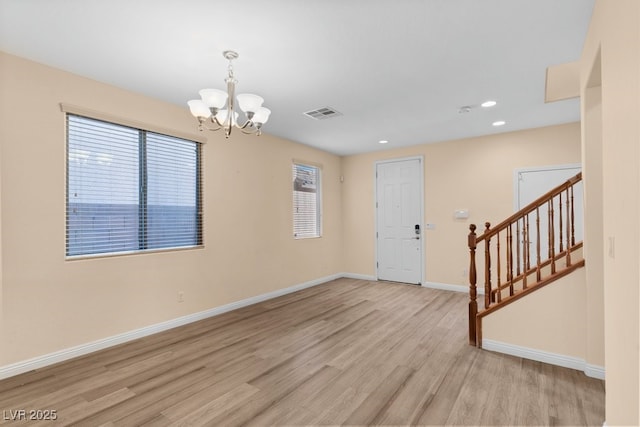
[468,172,584,348]
[484,222,491,309]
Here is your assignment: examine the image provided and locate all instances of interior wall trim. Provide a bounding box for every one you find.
[0,273,343,380]
[3,274,586,381]
[341,273,377,281]
[423,281,485,295]
[483,338,605,380]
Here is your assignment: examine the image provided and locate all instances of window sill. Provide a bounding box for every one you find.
[65,245,205,261]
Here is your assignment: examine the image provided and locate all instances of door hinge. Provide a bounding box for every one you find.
[377,262,379,268]
[376,232,378,238]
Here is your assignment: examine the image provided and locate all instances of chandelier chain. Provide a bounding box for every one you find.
[227,59,234,79]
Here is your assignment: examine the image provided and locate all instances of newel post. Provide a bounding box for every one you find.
[468,224,478,346]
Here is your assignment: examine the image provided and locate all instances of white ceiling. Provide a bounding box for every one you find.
[0,0,594,156]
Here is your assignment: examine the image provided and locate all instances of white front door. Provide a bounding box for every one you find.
[376,158,423,284]
[516,164,583,265]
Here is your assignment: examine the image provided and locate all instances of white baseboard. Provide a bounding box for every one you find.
[341,273,377,281]
[0,273,528,381]
[482,339,605,380]
[344,277,480,295]
[584,363,606,380]
[422,281,485,295]
[0,273,343,380]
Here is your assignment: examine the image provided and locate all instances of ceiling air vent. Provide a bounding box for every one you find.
[303,106,342,120]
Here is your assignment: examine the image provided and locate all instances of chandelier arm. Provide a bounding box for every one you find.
[240,126,259,135]
[238,119,256,130]
[201,123,223,132]
[196,117,220,132]
[211,116,224,128]
[205,116,222,131]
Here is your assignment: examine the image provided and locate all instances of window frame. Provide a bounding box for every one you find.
[292,162,322,239]
[65,112,203,259]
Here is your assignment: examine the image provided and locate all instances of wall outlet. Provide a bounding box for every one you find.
[462,268,468,277]
[178,291,184,303]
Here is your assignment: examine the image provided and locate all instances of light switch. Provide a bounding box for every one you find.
[608,236,615,258]
[454,209,469,219]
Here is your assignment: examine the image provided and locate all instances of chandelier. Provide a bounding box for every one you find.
[187,50,271,138]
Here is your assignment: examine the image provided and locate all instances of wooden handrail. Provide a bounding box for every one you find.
[467,172,584,347]
[475,172,581,243]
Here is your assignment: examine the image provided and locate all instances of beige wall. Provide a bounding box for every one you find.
[0,119,3,352]
[0,21,625,415]
[0,52,344,366]
[583,84,605,371]
[580,1,640,424]
[342,123,581,287]
[483,267,587,359]
[0,51,585,373]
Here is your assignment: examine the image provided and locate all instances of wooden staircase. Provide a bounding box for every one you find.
[467,172,584,347]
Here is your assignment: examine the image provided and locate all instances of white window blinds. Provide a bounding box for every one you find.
[292,163,321,238]
[66,114,202,257]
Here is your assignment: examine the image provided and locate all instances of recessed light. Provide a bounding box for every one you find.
[379,140,389,144]
[492,120,506,127]
[481,100,497,108]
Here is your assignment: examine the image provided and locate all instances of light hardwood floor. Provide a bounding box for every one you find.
[0,278,604,426]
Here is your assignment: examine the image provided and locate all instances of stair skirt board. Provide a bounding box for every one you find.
[482,339,605,380]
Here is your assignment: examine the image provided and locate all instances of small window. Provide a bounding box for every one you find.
[66,114,202,257]
[292,163,321,238]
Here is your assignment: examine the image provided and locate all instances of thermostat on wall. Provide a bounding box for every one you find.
[454,209,469,219]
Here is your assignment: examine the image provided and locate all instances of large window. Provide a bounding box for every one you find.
[292,163,321,238]
[66,114,202,257]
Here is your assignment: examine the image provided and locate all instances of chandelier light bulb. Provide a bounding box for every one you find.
[187,100,212,119]
[199,88,228,109]
[237,94,264,114]
[215,109,239,126]
[252,107,271,125]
